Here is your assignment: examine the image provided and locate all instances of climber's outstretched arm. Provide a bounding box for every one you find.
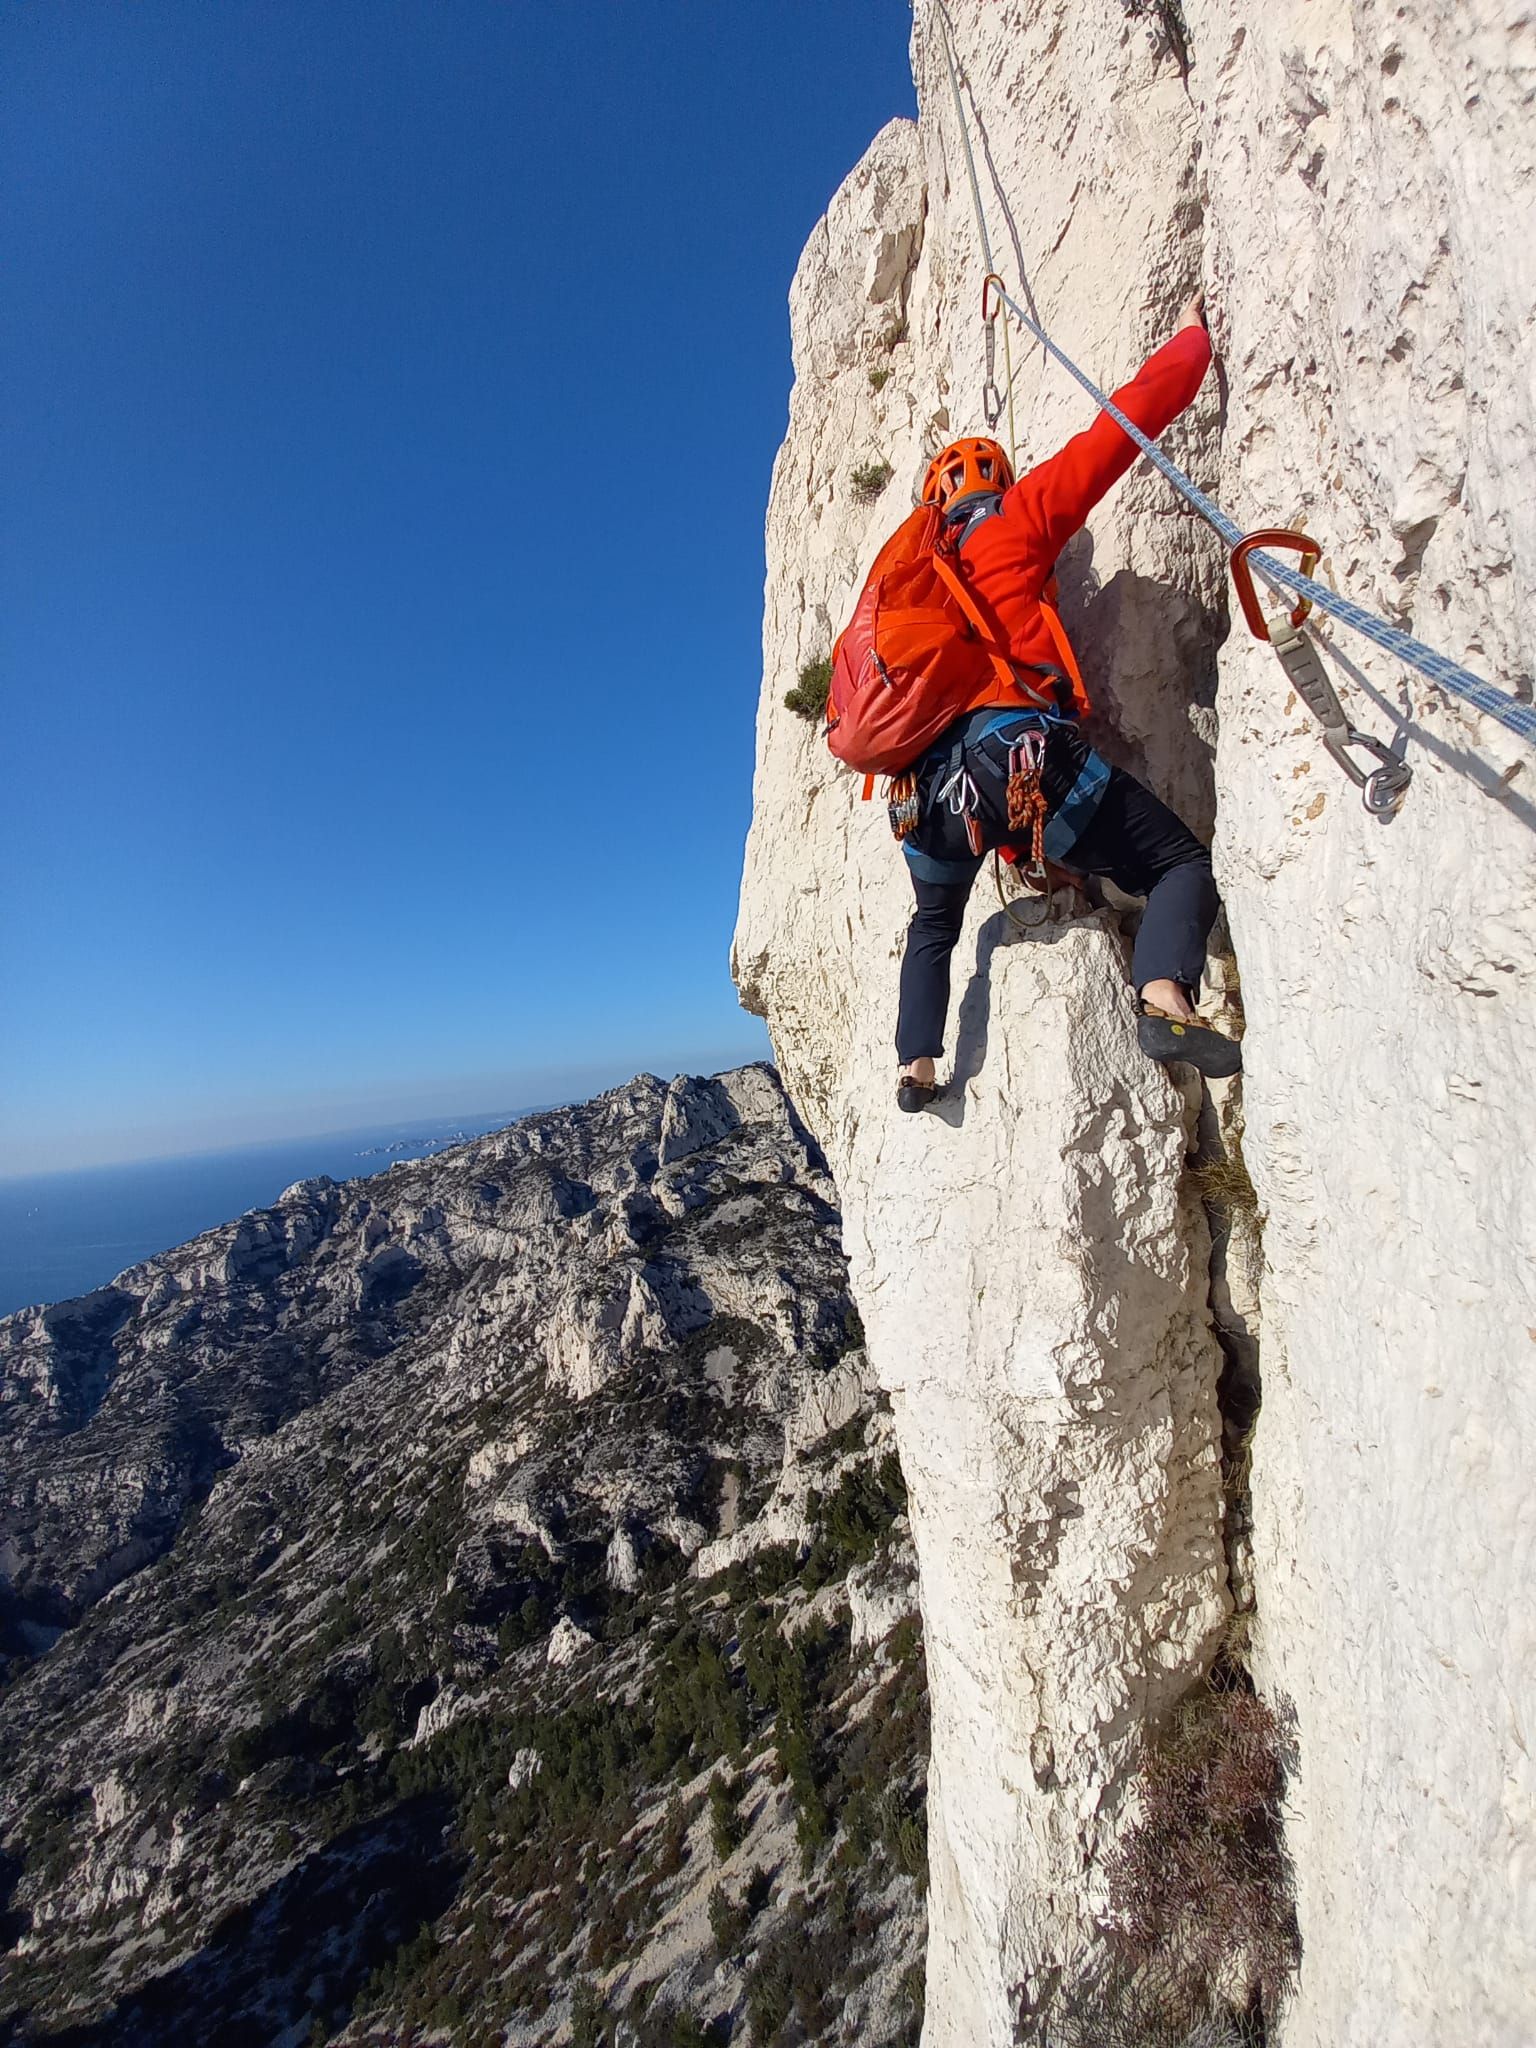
[1005,294,1212,562]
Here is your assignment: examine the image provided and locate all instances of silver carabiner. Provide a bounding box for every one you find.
[1323,728,1412,816]
[1271,617,1412,817]
[982,303,1003,430]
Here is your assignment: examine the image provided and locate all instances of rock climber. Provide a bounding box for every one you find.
[893,291,1241,1112]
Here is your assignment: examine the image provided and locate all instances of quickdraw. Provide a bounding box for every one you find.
[1230,529,1412,818]
[937,760,986,855]
[1004,729,1049,876]
[980,273,1018,468]
[886,772,920,842]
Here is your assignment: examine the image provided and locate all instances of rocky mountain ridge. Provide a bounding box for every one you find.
[1,1067,927,2046]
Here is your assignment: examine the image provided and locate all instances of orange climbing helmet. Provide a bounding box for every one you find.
[921,435,1014,511]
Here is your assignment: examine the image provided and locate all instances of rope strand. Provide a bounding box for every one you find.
[931,3,1536,747]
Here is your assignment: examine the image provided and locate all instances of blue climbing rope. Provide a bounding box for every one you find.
[988,279,1536,744]
[933,3,1536,748]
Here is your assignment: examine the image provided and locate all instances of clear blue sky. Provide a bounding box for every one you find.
[1,2,916,1173]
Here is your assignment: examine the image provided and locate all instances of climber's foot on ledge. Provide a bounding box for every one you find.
[1137,1004,1243,1080]
[898,1061,940,1113]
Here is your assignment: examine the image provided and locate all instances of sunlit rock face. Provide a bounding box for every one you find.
[1189,5,1536,2042]
[736,35,1229,2046]
[737,2,1535,2041]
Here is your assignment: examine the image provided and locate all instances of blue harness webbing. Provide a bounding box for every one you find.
[902,707,1111,882]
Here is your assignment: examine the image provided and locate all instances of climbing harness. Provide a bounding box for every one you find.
[1230,530,1412,816]
[932,0,1536,810]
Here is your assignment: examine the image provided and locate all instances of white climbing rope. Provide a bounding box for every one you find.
[930,1,1536,751]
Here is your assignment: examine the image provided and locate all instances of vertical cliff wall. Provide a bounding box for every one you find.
[736,2,1536,2043]
[734,26,1232,2042]
[1188,5,1536,2043]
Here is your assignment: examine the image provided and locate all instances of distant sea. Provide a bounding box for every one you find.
[0,1111,527,1319]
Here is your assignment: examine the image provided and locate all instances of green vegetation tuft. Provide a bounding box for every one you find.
[801,1452,907,1591]
[709,1865,772,1960]
[708,1767,745,1860]
[783,657,832,723]
[849,460,893,503]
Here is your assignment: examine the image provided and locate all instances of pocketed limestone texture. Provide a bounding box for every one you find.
[1191,5,1536,2043]
[736,2,1535,2041]
[734,26,1230,2043]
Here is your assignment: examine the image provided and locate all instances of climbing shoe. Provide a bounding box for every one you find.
[897,1078,940,1113]
[1137,1006,1242,1079]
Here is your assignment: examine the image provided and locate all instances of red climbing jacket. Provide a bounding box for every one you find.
[825,325,1211,777]
[957,325,1212,715]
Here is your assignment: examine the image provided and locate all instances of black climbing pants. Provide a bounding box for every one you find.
[895,721,1220,1064]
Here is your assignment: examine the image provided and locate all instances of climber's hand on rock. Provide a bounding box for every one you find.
[1176,289,1207,335]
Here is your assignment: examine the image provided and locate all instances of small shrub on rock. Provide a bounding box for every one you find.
[783,658,832,723]
[650,1794,692,1879]
[709,1882,750,1958]
[802,1453,907,1590]
[708,1767,744,1860]
[1101,1678,1299,2038]
[849,460,893,502]
[571,1982,610,2048]
[634,2006,728,2048]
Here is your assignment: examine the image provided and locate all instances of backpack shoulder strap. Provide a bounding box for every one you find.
[1036,584,1087,701]
[930,548,1053,707]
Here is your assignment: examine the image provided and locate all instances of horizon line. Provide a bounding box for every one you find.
[0,1048,780,1184]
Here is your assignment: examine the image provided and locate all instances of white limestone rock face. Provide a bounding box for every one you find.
[847,1551,919,1651]
[735,24,1231,2043]
[1183,3,1536,2041]
[738,2,1536,2043]
[506,1747,542,1794]
[541,1265,674,1401]
[605,1522,643,1594]
[546,1615,597,1668]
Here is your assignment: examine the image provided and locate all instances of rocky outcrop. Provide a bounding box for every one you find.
[0,1066,825,1653]
[0,1068,925,2045]
[736,57,1230,2045]
[737,4,1535,2042]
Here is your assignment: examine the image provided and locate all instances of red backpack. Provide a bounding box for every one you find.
[824,504,1083,779]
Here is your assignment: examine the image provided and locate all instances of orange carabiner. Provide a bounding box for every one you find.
[1229,528,1321,641]
[981,272,1006,324]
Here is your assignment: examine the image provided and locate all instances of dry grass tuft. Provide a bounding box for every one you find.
[1196,1145,1258,1224]
[1053,1978,1259,2048]
[1092,1678,1298,2042]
